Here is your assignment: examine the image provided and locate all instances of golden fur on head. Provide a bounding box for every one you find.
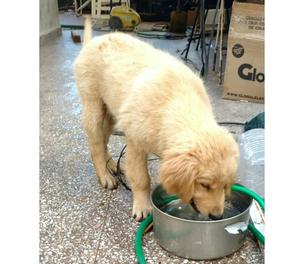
[160,127,239,217]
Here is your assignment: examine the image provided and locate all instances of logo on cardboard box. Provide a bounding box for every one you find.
[238,63,264,83]
[232,43,264,83]
[232,43,244,58]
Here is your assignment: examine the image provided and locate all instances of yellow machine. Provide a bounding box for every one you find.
[109,6,141,31]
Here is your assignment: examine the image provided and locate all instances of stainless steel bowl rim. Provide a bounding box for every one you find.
[150,187,253,224]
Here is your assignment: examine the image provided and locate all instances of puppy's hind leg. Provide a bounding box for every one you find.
[125,140,152,221]
[82,98,117,189]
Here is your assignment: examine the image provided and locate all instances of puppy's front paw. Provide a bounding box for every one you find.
[132,197,152,222]
[106,157,117,172]
[98,173,118,190]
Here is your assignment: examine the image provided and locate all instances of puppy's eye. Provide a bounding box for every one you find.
[200,183,210,190]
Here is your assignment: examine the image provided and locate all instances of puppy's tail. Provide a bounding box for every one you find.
[83,16,92,47]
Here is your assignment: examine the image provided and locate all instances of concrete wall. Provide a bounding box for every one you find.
[40,0,61,44]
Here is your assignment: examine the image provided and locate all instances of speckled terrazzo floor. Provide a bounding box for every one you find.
[40,24,264,263]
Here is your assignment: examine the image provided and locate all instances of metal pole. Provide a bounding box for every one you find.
[200,0,207,77]
[218,0,224,84]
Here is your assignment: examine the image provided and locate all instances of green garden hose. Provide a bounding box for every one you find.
[135,184,265,263]
[231,184,265,211]
[248,223,265,244]
[135,214,153,264]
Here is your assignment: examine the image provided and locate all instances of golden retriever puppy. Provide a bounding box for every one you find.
[74,18,239,221]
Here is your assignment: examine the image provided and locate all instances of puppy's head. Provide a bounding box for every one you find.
[159,129,239,220]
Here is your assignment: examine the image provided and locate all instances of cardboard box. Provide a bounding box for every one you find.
[223,1,264,103]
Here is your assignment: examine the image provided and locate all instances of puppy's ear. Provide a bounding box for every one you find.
[225,184,232,197]
[159,151,198,203]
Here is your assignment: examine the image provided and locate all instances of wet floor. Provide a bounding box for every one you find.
[40,25,264,263]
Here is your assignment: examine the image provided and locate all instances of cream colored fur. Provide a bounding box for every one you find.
[74,18,239,221]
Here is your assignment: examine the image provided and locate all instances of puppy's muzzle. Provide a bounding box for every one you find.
[208,213,223,220]
[191,199,223,220]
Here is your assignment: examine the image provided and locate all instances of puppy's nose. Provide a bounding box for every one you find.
[209,213,223,220]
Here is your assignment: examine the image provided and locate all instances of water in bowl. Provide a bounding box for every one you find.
[161,199,241,221]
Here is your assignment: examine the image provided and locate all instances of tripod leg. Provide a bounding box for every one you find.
[196,9,208,51]
[183,1,200,59]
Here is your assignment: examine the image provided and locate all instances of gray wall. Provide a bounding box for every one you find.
[40,0,61,42]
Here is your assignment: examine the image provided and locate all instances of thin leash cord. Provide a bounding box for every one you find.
[105,147,128,190]
[116,145,131,190]
[106,144,160,192]
[106,145,132,191]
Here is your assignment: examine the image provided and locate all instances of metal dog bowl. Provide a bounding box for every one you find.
[151,185,253,260]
